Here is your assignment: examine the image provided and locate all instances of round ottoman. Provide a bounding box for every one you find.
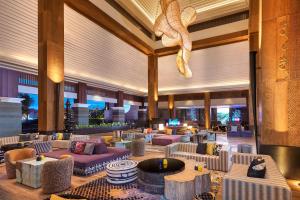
[132,138,145,156]
[106,160,138,184]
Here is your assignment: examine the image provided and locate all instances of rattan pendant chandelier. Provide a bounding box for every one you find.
[154,0,196,78]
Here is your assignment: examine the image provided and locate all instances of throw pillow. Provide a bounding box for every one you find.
[52,132,57,140]
[84,143,95,155]
[206,143,216,155]
[213,144,223,156]
[247,158,266,178]
[94,142,108,154]
[63,132,71,140]
[196,143,207,154]
[166,128,173,135]
[74,142,86,154]
[57,133,64,140]
[70,141,77,153]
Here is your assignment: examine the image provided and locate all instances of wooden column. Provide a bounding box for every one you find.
[259,0,300,146]
[75,82,87,104]
[148,54,158,122]
[204,92,211,129]
[168,94,175,118]
[38,0,64,134]
[248,0,260,130]
[116,91,124,107]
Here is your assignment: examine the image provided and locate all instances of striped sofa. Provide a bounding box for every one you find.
[0,136,20,147]
[223,153,291,200]
[165,143,231,172]
[50,134,90,149]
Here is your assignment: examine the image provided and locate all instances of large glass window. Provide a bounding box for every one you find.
[18,93,38,120]
[87,100,105,110]
[217,107,230,125]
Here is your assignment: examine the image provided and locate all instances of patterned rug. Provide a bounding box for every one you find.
[65,172,224,200]
[66,177,166,200]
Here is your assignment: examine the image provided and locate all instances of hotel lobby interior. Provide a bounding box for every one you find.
[0,0,299,199]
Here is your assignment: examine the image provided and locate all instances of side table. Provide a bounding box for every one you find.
[164,159,211,200]
[16,157,58,188]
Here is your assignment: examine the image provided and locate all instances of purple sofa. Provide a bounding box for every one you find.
[152,135,182,146]
[44,147,130,176]
[227,130,253,138]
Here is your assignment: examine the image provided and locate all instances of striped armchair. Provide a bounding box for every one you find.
[165,143,231,172]
[0,136,20,147]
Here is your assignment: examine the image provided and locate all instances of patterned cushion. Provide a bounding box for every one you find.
[213,144,223,156]
[63,133,71,140]
[206,143,216,155]
[34,141,52,154]
[194,192,215,200]
[52,133,57,140]
[84,143,95,155]
[74,142,86,154]
[70,141,77,153]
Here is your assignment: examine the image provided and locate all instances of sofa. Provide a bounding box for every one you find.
[45,147,130,176]
[152,135,182,146]
[223,152,291,200]
[50,134,90,149]
[165,143,231,172]
[227,130,253,137]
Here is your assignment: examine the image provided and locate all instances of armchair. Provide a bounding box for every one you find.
[4,148,36,179]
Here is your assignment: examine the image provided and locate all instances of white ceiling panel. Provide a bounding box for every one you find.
[0,0,148,95]
[158,41,249,94]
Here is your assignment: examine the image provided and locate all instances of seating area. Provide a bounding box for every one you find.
[0,0,300,200]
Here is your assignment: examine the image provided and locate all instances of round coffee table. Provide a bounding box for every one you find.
[137,158,185,194]
[106,160,138,184]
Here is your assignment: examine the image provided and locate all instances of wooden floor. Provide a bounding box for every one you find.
[0,135,299,200]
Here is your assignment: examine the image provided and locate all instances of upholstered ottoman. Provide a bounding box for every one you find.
[152,135,182,146]
[106,160,138,184]
[132,138,145,156]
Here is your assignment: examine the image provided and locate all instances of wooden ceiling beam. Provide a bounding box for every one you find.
[155,30,249,57]
[64,0,154,55]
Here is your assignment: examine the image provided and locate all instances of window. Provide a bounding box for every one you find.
[124,104,131,113]
[18,93,38,120]
[217,107,229,125]
[87,100,105,110]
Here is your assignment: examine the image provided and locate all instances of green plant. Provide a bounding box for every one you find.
[75,122,127,129]
[18,93,33,120]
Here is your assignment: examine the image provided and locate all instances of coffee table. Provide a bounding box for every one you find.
[137,158,185,194]
[114,140,132,150]
[106,160,138,184]
[164,159,211,200]
[16,157,57,188]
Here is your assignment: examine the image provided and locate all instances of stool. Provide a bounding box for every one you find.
[131,138,145,156]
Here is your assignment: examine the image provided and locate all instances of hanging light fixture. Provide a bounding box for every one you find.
[154,0,196,78]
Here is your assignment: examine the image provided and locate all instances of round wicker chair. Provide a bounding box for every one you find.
[131,138,145,156]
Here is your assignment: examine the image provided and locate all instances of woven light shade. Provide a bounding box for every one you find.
[154,0,196,78]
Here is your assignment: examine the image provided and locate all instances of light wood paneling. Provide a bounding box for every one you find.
[38,0,65,133]
[148,54,158,121]
[204,92,211,129]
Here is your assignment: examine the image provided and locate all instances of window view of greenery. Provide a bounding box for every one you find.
[87,100,106,125]
[217,107,230,125]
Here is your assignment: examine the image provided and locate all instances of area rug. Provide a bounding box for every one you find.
[65,177,166,200]
[145,144,165,153]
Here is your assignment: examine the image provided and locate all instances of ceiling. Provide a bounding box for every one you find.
[116,0,249,32]
[158,41,249,94]
[0,0,249,96]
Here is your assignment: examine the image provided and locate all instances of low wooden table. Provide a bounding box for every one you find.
[16,157,57,188]
[164,159,211,200]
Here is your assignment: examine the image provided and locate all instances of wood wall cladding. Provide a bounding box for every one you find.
[259,0,300,147]
[116,91,124,107]
[0,68,19,98]
[148,54,158,121]
[155,30,249,57]
[157,90,248,102]
[75,82,87,104]
[204,92,211,129]
[38,0,65,133]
